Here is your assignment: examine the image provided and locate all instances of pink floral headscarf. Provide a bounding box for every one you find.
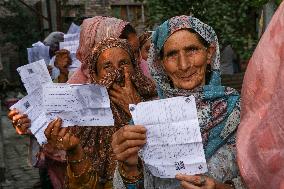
[68,16,129,84]
[237,2,284,188]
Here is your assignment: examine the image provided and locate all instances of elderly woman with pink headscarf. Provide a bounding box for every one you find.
[43,17,156,189]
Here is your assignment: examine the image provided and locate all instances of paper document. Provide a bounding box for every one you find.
[33,115,49,145]
[69,53,81,69]
[43,83,114,127]
[27,45,50,65]
[17,60,52,94]
[67,22,80,34]
[130,96,207,178]
[64,33,80,42]
[10,89,42,122]
[59,40,79,53]
[10,89,49,139]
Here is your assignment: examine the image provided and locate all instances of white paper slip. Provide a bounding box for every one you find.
[46,108,114,127]
[64,33,80,42]
[17,60,52,94]
[32,41,45,47]
[129,96,208,178]
[67,22,80,34]
[69,53,81,69]
[59,40,79,53]
[43,83,114,127]
[59,40,79,51]
[27,45,50,65]
[61,45,78,54]
[30,112,50,135]
[43,83,110,112]
[10,89,43,122]
[34,121,49,145]
[10,90,50,140]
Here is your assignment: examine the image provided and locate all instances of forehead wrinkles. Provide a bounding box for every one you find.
[164,30,202,52]
[98,47,130,63]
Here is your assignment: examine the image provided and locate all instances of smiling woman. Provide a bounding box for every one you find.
[112,15,245,189]
[160,29,214,90]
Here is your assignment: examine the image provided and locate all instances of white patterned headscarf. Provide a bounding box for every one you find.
[147,15,240,159]
[148,15,221,98]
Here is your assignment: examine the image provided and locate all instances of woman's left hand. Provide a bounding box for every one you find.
[175,174,233,189]
[109,68,141,115]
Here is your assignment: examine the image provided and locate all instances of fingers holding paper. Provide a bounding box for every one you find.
[111,125,146,166]
[8,108,31,135]
[175,174,233,189]
[44,117,80,151]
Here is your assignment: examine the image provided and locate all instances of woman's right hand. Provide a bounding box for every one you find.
[111,125,146,166]
[44,118,80,151]
[8,109,31,135]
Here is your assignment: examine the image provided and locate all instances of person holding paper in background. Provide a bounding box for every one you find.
[43,31,64,58]
[8,42,73,189]
[8,16,156,189]
[44,37,156,188]
[112,16,245,189]
[53,49,73,83]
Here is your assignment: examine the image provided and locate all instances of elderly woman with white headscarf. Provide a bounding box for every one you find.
[112,15,246,189]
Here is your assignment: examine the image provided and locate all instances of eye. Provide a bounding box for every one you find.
[166,51,178,58]
[120,61,130,66]
[186,47,199,53]
[103,62,112,69]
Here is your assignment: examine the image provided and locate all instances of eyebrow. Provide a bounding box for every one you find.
[101,60,111,65]
[165,49,178,57]
[183,44,201,51]
[118,58,131,63]
[165,44,203,57]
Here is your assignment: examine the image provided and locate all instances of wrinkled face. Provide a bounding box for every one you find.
[161,29,214,90]
[96,47,134,81]
[127,33,140,60]
[140,39,151,60]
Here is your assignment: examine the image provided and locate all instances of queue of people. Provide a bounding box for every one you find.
[6,2,284,189]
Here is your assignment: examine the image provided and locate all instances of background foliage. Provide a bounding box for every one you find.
[0,0,41,66]
[146,0,275,60]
